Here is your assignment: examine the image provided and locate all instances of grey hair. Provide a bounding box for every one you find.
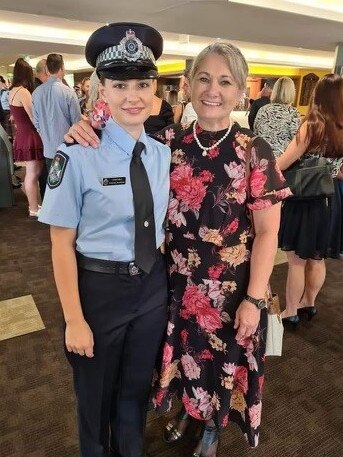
[35,59,47,75]
[190,42,248,90]
[270,76,296,104]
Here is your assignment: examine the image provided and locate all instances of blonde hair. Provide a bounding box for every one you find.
[271,77,296,104]
[190,42,248,90]
[88,71,100,109]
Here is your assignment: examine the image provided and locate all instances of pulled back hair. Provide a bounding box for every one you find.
[302,73,343,158]
[190,42,248,90]
[10,58,34,93]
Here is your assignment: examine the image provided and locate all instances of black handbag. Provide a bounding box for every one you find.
[283,155,334,199]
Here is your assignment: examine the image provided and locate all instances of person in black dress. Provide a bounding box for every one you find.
[278,74,343,326]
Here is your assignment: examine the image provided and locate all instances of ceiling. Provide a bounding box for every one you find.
[0,0,342,73]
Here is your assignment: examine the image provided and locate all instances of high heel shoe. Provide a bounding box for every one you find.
[282,315,300,329]
[192,424,219,457]
[298,306,317,321]
[164,407,191,443]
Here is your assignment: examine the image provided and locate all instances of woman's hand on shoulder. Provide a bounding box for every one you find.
[64,119,100,148]
[234,300,261,340]
[65,318,94,357]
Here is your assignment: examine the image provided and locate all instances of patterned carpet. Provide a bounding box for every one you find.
[0,188,342,457]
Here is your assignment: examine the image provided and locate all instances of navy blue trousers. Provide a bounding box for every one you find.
[67,253,168,457]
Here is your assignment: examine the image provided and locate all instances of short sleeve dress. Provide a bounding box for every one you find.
[153,121,291,448]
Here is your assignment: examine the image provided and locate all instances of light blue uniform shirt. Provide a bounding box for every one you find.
[39,118,171,262]
[1,90,9,110]
[32,76,81,159]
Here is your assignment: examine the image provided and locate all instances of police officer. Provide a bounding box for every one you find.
[39,22,171,457]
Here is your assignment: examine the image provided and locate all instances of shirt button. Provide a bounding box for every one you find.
[144,221,149,227]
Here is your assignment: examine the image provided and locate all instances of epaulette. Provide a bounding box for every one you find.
[63,141,76,148]
[94,129,102,140]
[148,133,167,145]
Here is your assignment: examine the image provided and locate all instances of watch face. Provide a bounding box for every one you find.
[257,299,266,309]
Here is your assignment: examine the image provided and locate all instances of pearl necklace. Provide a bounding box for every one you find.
[193,121,233,157]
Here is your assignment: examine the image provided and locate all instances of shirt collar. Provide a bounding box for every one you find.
[103,117,149,156]
[48,75,61,83]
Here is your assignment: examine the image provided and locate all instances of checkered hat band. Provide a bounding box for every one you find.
[96,45,156,67]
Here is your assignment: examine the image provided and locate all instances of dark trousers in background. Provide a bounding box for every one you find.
[67,253,168,457]
[39,157,52,201]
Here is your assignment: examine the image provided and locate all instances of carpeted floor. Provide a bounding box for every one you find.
[0,188,342,457]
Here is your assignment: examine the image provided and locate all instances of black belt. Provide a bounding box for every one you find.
[77,252,142,276]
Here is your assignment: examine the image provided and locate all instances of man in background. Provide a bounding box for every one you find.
[33,53,81,197]
[34,59,49,89]
[248,79,275,130]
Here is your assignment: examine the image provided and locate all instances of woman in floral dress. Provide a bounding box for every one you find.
[65,42,291,457]
[152,43,291,456]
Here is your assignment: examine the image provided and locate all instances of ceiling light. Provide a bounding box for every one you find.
[229,0,343,21]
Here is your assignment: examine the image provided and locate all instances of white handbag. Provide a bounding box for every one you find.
[265,292,284,357]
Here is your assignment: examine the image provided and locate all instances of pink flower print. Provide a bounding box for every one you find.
[181,353,201,380]
[164,128,175,144]
[175,177,207,212]
[249,402,262,429]
[170,249,191,276]
[207,146,220,159]
[192,387,213,418]
[258,375,265,396]
[182,132,195,144]
[183,232,196,240]
[199,170,214,183]
[208,265,224,280]
[182,392,204,420]
[196,305,223,332]
[203,279,223,303]
[170,164,193,189]
[224,161,244,185]
[180,329,189,346]
[223,218,239,235]
[199,349,214,361]
[181,286,211,318]
[222,362,236,375]
[153,389,165,407]
[248,198,273,211]
[276,187,293,199]
[250,167,267,198]
[222,415,229,427]
[90,100,111,129]
[167,321,175,336]
[162,343,174,365]
[168,198,186,227]
[234,366,248,394]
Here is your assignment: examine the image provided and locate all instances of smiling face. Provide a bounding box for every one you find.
[191,53,244,131]
[99,78,154,138]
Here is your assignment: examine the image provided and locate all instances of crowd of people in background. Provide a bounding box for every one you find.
[1,37,343,456]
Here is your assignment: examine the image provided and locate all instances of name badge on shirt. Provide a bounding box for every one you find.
[101,177,126,186]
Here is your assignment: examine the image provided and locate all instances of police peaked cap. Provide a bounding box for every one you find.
[85,22,163,80]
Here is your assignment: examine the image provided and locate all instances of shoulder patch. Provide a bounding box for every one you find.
[47,151,69,189]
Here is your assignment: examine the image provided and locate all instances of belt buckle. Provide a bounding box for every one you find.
[128,262,141,276]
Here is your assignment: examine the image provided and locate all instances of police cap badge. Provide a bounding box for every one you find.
[85,22,163,80]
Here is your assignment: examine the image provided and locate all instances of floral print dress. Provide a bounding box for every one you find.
[153,122,291,448]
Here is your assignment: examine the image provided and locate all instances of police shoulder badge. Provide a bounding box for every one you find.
[120,29,143,61]
[48,151,69,189]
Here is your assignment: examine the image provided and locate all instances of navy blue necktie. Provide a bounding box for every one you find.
[130,142,156,273]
